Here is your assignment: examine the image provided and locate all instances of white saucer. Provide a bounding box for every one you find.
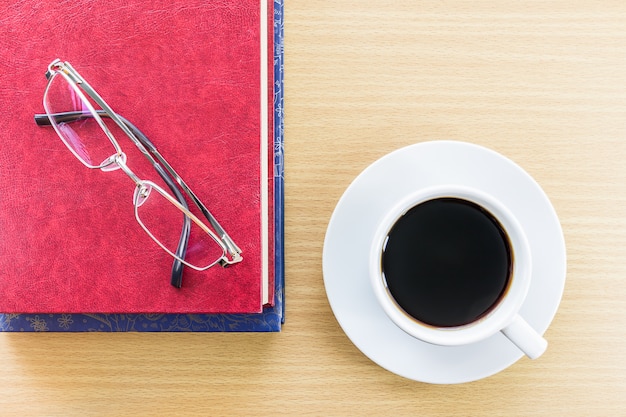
[322,141,566,384]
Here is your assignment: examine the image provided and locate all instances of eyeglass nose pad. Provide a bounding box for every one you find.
[133,183,152,208]
[100,152,127,172]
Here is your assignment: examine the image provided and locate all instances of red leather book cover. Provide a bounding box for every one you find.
[0,0,271,314]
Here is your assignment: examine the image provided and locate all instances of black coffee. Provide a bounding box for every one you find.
[381,197,512,328]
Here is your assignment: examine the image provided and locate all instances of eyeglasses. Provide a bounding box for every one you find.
[34,59,242,287]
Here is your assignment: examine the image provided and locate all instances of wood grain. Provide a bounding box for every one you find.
[2,1,626,415]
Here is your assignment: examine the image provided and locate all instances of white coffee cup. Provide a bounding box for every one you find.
[369,185,547,359]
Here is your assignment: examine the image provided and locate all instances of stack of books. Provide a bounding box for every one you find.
[0,0,284,332]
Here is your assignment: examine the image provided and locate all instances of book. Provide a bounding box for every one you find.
[0,0,285,332]
[0,0,277,316]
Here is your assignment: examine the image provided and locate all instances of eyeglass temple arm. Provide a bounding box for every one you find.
[35,111,191,287]
[36,111,157,160]
[35,111,243,266]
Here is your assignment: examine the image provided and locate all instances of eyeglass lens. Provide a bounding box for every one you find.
[43,72,121,168]
[134,184,226,270]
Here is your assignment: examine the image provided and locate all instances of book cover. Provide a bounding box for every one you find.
[0,0,285,332]
[0,1,273,314]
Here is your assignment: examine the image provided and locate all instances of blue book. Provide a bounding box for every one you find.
[0,0,284,332]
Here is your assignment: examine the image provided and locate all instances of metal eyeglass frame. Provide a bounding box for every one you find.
[34,59,242,287]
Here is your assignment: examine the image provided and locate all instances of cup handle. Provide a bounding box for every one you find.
[500,315,548,359]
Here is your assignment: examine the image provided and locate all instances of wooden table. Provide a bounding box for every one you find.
[2,1,626,415]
